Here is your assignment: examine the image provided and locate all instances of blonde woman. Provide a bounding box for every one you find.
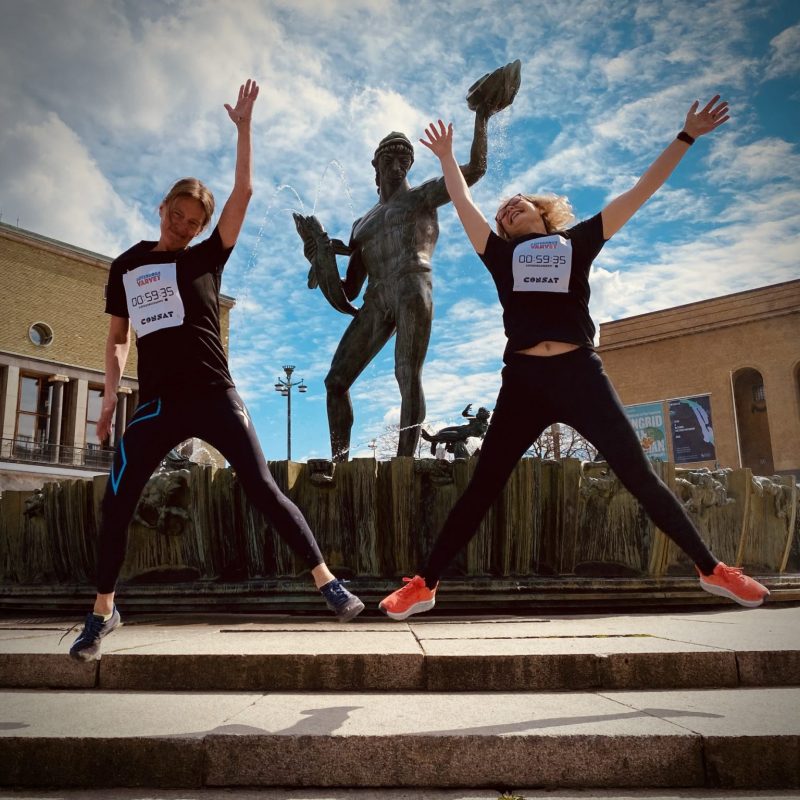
[70,80,363,660]
[380,96,769,619]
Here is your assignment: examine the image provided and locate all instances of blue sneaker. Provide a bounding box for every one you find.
[69,607,121,661]
[320,579,365,622]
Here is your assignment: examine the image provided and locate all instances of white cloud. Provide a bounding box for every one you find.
[0,110,146,254]
[1,0,797,463]
[347,88,429,154]
[764,23,800,80]
[708,136,800,184]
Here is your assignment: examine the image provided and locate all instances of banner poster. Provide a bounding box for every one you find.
[668,394,716,464]
[623,401,668,461]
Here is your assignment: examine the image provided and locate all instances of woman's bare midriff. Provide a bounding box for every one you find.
[516,341,580,357]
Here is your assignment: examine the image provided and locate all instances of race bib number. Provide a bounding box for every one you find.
[122,262,185,337]
[512,235,572,293]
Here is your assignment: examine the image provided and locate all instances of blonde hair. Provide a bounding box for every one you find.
[162,178,215,230]
[496,193,575,240]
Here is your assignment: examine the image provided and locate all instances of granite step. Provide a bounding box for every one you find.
[1,608,798,692]
[1,687,798,790]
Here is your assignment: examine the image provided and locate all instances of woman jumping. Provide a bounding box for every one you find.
[70,79,363,660]
[379,95,769,619]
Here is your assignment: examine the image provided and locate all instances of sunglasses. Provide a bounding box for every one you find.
[495,193,526,224]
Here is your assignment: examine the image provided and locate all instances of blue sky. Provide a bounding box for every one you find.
[1,0,798,462]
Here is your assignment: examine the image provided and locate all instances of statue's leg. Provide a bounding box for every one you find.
[326,300,395,461]
[394,279,432,457]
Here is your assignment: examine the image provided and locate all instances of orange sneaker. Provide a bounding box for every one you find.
[697,563,769,608]
[379,575,437,620]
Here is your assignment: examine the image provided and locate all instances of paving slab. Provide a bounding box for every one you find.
[409,606,800,651]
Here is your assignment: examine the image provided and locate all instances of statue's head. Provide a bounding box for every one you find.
[372,132,414,193]
[476,407,491,420]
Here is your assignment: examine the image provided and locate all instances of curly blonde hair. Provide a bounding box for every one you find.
[496,193,575,240]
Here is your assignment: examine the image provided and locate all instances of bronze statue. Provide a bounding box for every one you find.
[295,61,520,461]
[420,404,491,459]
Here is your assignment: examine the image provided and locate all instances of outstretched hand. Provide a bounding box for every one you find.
[683,95,729,139]
[420,120,454,160]
[225,78,259,125]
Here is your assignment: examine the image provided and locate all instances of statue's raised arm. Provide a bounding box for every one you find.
[418,59,521,208]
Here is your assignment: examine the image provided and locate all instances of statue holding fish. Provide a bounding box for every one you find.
[295,60,521,461]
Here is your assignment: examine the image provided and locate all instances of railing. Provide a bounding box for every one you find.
[0,437,114,471]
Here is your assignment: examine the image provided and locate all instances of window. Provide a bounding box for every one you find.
[28,322,54,347]
[752,383,765,403]
[16,375,52,446]
[85,387,105,447]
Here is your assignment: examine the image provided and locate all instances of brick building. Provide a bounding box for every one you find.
[0,222,234,490]
[598,280,800,477]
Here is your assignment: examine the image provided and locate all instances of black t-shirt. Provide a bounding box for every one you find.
[105,226,235,400]
[479,213,606,359]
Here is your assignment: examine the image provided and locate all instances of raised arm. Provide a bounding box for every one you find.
[218,79,260,248]
[460,110,490,186]
[420,120,492,254]
[96,315,130,444]
[601,95,729,240]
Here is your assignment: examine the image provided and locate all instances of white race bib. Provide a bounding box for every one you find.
[512,235,572,293]
[122,262,185,337]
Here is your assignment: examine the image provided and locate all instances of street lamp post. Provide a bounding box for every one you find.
[274,365,307,461]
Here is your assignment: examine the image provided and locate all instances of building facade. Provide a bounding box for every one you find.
[598,280,800,477]
[0,222,234,490]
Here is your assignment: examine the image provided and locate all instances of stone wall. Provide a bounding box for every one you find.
[1,457,796,590]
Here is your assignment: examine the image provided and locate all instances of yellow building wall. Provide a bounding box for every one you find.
[0,230,233,375]
[599,282,800,475]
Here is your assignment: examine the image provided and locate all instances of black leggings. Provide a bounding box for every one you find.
[421,347,718,587]
[96,387,323,593]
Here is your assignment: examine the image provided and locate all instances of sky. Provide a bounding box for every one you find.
[1,0,798,462]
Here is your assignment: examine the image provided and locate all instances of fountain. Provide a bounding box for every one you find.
[1,457,796,611]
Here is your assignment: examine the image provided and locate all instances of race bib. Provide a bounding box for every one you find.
[512,235,572,293]
[122,262,185,337]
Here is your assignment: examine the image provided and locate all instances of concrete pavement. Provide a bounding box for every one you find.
[0,605,798,791]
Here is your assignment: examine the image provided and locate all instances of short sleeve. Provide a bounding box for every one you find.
[191,225,234,275]
[478,231,513,277]
[565,213,606,267]
[105,260,129,318]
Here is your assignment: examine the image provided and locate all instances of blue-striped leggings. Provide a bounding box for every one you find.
[96,387,323,593]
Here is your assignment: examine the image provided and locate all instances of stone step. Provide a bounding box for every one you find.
[3,647,799,692]
[2,608,798,692]
[1,687,798,790]
[2,574,800,614]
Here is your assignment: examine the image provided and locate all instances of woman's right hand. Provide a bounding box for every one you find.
[96,398,117,445]
[420,120,454,161]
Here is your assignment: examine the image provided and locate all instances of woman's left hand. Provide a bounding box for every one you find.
[683,95,729,139]
[420,120,455,161]
[225,78,260,125]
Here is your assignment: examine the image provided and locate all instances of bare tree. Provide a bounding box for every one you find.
[373,424,428,460]
[525,423,599,461]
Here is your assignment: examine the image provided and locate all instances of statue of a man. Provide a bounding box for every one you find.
[297,62,520,461]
